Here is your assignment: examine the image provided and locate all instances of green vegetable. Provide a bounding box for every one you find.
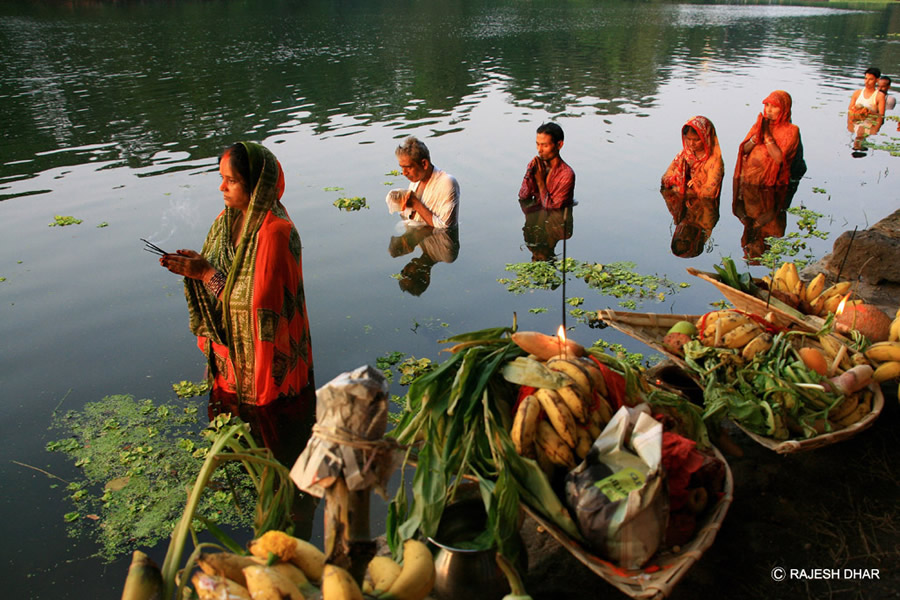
[49,215,83,227]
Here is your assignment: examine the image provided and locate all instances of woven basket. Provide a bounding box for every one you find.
[522,446,734,600]
[598,308,883,454]
[734,383,884,454]
[686,268,829,332]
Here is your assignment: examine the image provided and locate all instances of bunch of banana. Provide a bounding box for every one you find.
[763,261,803,306]
[362,538,435,600]
[510,356,614,470]
[889,308,900,342]
[863,340,900,383]
[695,310,773,360]
[763,265,853,317]
[826,388,875,429]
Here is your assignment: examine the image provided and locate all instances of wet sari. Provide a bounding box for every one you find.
[734,90,802,187]
[661,115,724,198]
[185,142,314,405]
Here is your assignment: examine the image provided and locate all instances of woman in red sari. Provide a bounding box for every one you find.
[734,90,802,187]
[661,115,724,198]
[161,142,315,408]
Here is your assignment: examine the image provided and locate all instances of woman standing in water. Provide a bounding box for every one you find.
[661,115,724,198]
[734,90,803,187]
[160,142,315,412]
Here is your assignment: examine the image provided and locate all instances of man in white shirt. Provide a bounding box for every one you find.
[393,136,459,229]
[878,76,896,111]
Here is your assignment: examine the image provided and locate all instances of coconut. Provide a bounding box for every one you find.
[835,304,892,342]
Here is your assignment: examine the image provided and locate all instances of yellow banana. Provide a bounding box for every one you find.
[249,531,325,583]
[873,360,900,383]
[864,341,900,364]
[741,332,773,360]
[192,572,252,600]
[822,294,845,315]
[250,559,318,597]
[384,539,435,600]
[574,357,608,398]
[363,556,402,596]
[556,385,588,423]
[546,358,592,398]
[804,273,826,303]
[821,281,852,300]
[533,441,555,477]
[243,564,305,600]
[828,393,859,422]
[836,394,871,427]
[700,311,753,345]
[592,393,614,427]
[721,322,763,349]
[782,262,801,295]
[321,564,363,600]
[197,552,258,587]
[574,426,593,460]
[818,335,842,360]
[809,292,827,316]
[534,388,577,447]
[889,317,900,342]
[510,394,540,458]
[536,420,576,467]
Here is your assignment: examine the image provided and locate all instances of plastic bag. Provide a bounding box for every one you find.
[564,404,667,569]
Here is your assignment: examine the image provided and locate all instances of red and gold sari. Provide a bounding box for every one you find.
[185,143,314,406]
[661,115,724,198]
[734,90,800,187]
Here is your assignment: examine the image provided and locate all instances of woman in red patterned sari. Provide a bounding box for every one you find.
[734,90,803,187]
[661,115,724,198]
[161,142,314,408]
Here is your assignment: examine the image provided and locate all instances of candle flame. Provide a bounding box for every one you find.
[836,294,850,316]
[557,325,567,343]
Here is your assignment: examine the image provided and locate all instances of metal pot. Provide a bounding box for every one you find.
[428,497,509,600]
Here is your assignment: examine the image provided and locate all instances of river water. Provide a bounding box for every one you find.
[1,1,898,598]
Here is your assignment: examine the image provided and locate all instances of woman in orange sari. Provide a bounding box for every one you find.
[161,142,314,408]
[661,115,724,198]
[734,90,803,187]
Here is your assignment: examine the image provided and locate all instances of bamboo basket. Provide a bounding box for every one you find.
[598,308,883,454]
[522,446,734,600]
[734,383,884,454]
[685,267,831,333]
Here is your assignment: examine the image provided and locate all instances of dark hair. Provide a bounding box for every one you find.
[536,122,564,144]
[880,76,892,85]
[220,143,253,191]
[865,67,881,79]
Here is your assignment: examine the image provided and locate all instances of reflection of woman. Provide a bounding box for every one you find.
[733,184,795,264]
[161,142,314,406]
[661,188,719,258]
[661,116,724,198]
[735,90,803,187]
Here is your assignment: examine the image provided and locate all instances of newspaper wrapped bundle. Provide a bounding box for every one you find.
[290,365,401,499]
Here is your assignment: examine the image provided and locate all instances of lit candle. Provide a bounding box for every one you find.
[557,325,567,359]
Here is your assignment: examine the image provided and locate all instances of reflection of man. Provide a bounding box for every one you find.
[518,123,575,210]
[878,76,895,111]
[389,225,460,296]
[519,199,573,262]
[389,136,459,228]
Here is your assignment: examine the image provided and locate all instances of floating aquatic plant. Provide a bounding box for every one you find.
[49,215,82,227]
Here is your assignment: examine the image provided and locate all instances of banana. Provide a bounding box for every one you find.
[321,564,363,600]
[741,332,773,360]
[818,335,843,359]
[593,393,614,426]
[574,357,608,398]
[384,539,436,600]
[586,407,603,439]
[782,262,801,295]
[536,420,576,467]
[889,317,900,342]
[249,531,325,582]
[821,281,852,300]
[721,322,763,349]
[828,393,859,422]
[534,388,577,447]
[510,394,541,458]
[700,311,753,344]
[836,393,871,427]
[574,426,593,460]
[873,360,900,383]
[533,442,555,477]
[250,559,319,597]
[822,294,845,315]
[243,564,305,600]
[363,556,402,596]
[192,571,252,600]
[804,273,826,303]
[809,292,827,316]
[546,358,593,398]
[556,385,588,423]
[864,341,900,364]
[197,552,258,587]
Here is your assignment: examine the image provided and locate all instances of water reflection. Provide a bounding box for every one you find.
[519,199,573,263]
[661,189,719,259]
[732,181,797,265]
[388,224,461,296]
